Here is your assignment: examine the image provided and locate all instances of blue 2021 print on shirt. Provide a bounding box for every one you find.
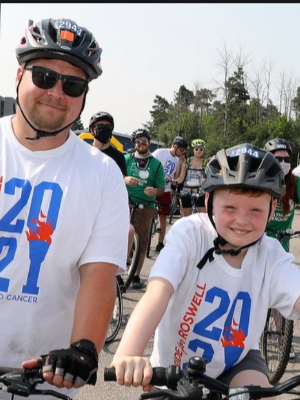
[0,178,63,294]
[188,286,250,372]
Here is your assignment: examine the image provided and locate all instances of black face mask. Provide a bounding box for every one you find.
[94,123,113,144]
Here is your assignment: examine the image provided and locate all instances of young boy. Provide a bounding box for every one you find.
[111,143,300,392]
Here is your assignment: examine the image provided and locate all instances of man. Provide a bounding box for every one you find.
[89,111,127,176]
[89,111,134,292]
[0,17,129,399]
[152,136,188,252]
[125,129,165,289]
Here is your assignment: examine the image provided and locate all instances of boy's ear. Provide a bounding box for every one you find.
[268,198,278,221]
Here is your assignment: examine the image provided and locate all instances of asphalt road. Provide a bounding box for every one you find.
[75,211,300,400]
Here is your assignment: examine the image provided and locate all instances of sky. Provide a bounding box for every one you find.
[1,3,300,135]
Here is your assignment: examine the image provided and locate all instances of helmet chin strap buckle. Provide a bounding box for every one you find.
[26,130,60,140]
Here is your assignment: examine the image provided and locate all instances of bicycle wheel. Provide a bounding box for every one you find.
[260,308,294,384]
[105,279,123,344]
[146,217,155,258]
[169,194,178,225]
[123,232,141,289]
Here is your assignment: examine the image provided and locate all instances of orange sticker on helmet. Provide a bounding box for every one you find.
[60,30,74,42]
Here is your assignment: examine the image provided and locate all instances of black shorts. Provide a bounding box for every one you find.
[181,192,205,208]
[217,349,268,385]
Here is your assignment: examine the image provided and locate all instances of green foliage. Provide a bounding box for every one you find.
[146,65,300,167]
[71,116,84,131]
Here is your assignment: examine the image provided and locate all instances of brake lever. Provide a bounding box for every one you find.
[2,369,44,397]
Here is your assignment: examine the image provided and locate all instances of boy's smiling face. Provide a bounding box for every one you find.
[210,189,277,250]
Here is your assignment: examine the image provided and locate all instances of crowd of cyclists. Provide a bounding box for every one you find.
[4,14,300,399]
[83,120,300,298]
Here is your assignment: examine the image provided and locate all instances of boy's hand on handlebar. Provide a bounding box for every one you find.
[110,356,154,392]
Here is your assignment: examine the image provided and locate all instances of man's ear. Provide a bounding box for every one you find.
[268,198,278,221]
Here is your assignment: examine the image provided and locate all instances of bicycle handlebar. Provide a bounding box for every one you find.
[0,367,72,400]
[104,356,300,400]
[266,228,300,242]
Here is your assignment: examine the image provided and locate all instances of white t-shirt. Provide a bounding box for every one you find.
[149,213,300,378]
[292,165,300,176]
[0,116,129,399]
[152,148,180,192]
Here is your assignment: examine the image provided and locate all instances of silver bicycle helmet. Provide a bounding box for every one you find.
[203,143,285,200]
[16,18,102,80]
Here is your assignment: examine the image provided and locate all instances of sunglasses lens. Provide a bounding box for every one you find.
[195,148,203,151]
[28,66,87,97]
[135,138,148,144]
[276,156,291,163]
[32,66,58,89]
[62,77,87,97]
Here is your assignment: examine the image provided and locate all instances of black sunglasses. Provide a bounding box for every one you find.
[25,65,88,97]
[194,148,204,151]
[275,156,291,163]
[135,138,149,144]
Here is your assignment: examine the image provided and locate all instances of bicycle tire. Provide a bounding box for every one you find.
[169,195,178,225]
[146,217,155,258]
[105,279,123,344]
[124,232,141,289]
[260,308,294,384]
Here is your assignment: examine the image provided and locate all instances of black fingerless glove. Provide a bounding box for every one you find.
[42,339,98,386]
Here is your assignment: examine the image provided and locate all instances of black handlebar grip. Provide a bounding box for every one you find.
[104,365,181,390]
[104,367,116,381]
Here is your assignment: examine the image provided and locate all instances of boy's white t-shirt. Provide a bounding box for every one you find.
[152,148,180,192]
[0,116,129,398]
[149,213,300,378]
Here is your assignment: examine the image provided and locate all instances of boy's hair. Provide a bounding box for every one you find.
[216,187,273,198]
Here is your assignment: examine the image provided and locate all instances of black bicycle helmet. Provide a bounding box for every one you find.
[202,143,285,200]
[89,111,114,131]
[173,136,188,149]
[131,129,151,144]
[264,138,292,155]
[16,18,102,80]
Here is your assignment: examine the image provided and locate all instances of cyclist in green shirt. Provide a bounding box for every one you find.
[125,129,165,289]
[264,138,300,252]
[264,137,300,359]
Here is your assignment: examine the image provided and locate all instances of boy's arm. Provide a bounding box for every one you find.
[111,277,174,388]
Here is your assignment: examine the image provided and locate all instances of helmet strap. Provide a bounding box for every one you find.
[16,73,87,140]
[197,191,272,270]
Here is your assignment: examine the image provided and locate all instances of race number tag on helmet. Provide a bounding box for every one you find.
[229,145,262,159]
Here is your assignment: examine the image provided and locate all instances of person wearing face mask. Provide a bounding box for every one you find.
[89,111,127,176]
[264,138,300,252]
[89,111,132,293]
[264,138,300,360]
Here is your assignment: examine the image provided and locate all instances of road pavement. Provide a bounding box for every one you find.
[76,211,300,400]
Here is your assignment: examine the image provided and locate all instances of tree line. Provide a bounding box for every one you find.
[73,45,300,166]
[142,46,300,166]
